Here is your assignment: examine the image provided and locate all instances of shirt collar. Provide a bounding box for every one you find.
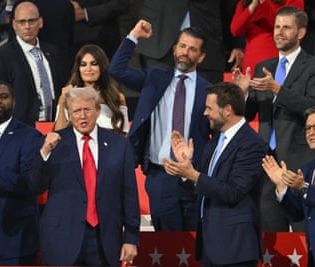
[73,125,98,142]
[222,117,246,142]
[279,46,301,66]
[174,69,197,82]
[0,117,13,136]
[16,35,40,53]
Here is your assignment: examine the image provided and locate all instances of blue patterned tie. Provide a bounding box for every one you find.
[269,57,287,150]
[201,133,226,217]
[30,47,53,120]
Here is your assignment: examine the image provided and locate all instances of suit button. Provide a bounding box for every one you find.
[308,216,312,220]
[141,118,145,122]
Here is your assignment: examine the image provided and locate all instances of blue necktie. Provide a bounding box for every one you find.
[201,133,226,217]
[30,47,53,121]
[269,57,287,150]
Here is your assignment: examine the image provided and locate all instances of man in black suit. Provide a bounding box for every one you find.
[234,6,315,231]
[71,0,129,59]
[0,81,42,265]
[135,0,243,83]
[0,0,66,126]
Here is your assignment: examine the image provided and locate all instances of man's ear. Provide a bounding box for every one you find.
[197,52,206,64]
[298,27,306,41]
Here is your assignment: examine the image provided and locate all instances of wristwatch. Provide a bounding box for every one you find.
[301,182,310,199]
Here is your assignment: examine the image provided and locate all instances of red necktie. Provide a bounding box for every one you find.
[82,135,99,227]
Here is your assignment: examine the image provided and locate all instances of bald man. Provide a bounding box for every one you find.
[0,0,66,126]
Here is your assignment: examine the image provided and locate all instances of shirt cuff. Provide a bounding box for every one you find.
[84,8,88,22]
[127,35,138,45]
[275,186,288,202]
[40,150,51,161]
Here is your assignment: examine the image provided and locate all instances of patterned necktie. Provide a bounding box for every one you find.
[201,133,226,218]
[171,74,187,158]
[82,135,99,227]
[269,57,287,150]
[172,74,188,134]
[30,47,53,121]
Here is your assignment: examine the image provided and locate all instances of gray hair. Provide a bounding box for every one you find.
[66,87,101,111]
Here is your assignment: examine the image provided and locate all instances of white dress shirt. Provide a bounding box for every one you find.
[16,35,55,121]
[0,117,12,139]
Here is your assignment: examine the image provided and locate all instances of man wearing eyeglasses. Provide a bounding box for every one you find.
[0,0,66,126]
[263,106,315,267]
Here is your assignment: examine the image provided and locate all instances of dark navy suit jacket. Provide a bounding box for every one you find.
[195,123,266,264]
[0,118,42,259]
[29,126,140,267]
[109,38,211,215]
[109,38,211,169]
[280,159,315,264]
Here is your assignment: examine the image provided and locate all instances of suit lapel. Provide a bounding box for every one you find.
[202,134,219,173]
[0,119,18,160]
[189,75,209,135]
[284,50,307,87]
[151,70,174,110]
[41,44,56,90]
[14,40,37,94]
[62,128,86,189]
[130,70,173,134]
[211,124,248,177]
[96,127,110,195]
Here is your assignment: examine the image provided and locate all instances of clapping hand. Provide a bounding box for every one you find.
[171,131,193,162]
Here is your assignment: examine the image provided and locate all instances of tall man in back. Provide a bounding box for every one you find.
[234,6,315,231]
[29,87,140,266]
[0,0,66,126]
[109,20,211,231]
[0,81,42,265]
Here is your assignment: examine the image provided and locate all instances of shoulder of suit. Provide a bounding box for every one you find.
[237,123,266,146]
[196,73,211,87]
[256,57,278,67]
[10,119,42,137]
[39,41,59,55]
[98,127,128,144]
[0,40,18,54]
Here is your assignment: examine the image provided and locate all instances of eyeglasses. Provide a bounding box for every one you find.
[71,107,96,117]
[14,17,40,26]
[305,124,315,133]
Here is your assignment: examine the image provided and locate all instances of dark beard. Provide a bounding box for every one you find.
[0,107,13,124]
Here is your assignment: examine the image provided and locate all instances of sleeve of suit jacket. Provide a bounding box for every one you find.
[85,0,129,26]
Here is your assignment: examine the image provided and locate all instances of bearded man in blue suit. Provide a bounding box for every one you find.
[0,81,42,265]
[109,19,211,231]
[163,82,266,267]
